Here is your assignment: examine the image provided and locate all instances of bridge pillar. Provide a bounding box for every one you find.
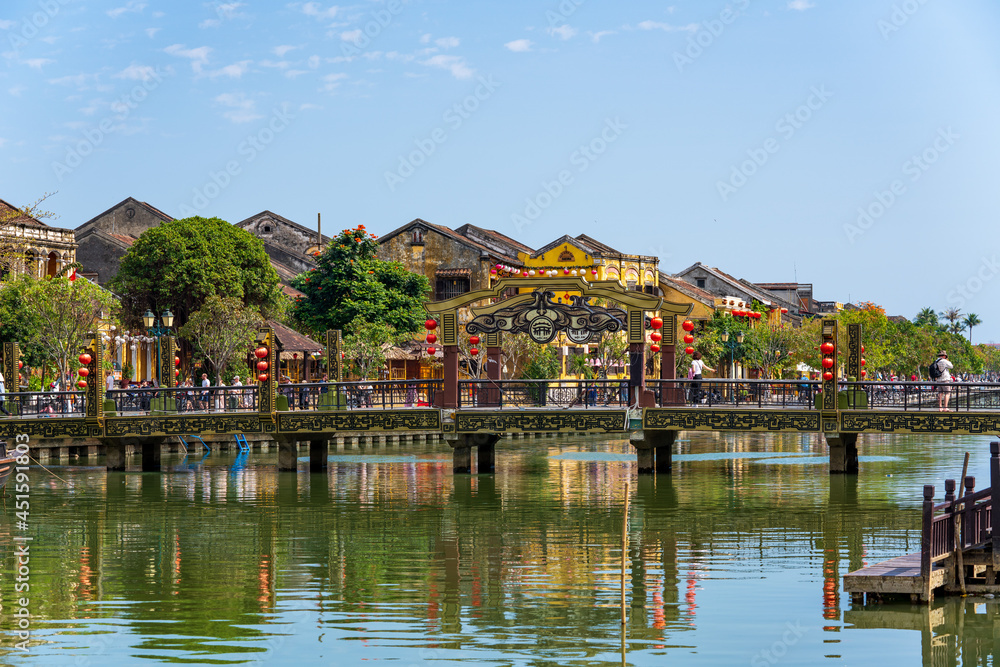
[102,439,127,471]
[654,430,676,474]
[826,433,859,474]
[141,440,161,472]
[630,430,677,475]
[446,433,499,474]
[276,435,298,471]
[309,438,328,471]
[478,437,497,474]
[453,442,472,474]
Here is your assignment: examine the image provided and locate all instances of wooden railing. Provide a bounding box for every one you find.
[920,441,1000,579]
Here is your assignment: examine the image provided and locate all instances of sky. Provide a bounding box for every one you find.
[2,0,1000,340]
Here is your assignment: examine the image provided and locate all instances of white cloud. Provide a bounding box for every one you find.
[420,33,431,44]
[201,2,246,28]
[340,29,362,43]
[8,85,26,97]
[260,59,290,69]
[547,25,577,40]
[0,20,15,30]
[421,54,473,79]
[209,60,251,78]
[107,1,147,19]
[637,20,697,32]
[788,0,815,9]
[199,18,221,28]
[322,72,347,91]
[115,63,158,81]
[24,58,55,69]
[590,30,616,42]
[273,44,298,57]
[504,39,533,53]
[48,73,94,87]
[145,27,160,37]
[299,102,321,111]
[164,44,212,73]
[435,36,460,48]
[285,69,308,78]
[214,92,261,123]
[301,2,338,19]
[0,137,7,148]
[307,54,320,68]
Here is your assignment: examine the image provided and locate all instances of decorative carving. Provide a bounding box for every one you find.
[0,418,100,439]
[466,291,626,344]
[455,410,627,433]
[841,411,1000,434]
[278,410,441,432]
[644,408,821,432]
[105,414,263,436]
[327,329,343,382]
[847,323,862,379]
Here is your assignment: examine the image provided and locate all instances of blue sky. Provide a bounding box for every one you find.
[3,0,999,340]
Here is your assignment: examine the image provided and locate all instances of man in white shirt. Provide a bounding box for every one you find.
[933,351,954,411]
[106,371,116,392]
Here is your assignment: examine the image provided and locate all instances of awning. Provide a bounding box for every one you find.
[435,268,472,278]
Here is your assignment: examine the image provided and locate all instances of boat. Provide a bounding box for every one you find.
[0,446,15,489]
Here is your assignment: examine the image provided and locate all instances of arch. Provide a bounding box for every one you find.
[47,251,59,277]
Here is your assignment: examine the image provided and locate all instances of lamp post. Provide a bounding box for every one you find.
[720,331,745,379]
[142,309,174,384]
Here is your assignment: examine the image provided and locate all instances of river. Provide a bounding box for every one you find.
[0,431,995,665]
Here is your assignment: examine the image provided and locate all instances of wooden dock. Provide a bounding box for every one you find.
[844,553,946,603]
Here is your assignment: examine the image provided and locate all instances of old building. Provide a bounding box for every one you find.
[74,197,173,284]
[0,197,78,278]
[235,210,327,277]
[674,262,799,325]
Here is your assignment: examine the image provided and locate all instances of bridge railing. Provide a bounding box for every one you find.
[457,379,629,408]
[648,379,820,408]
[280,380,441,410]
[2,391,86,418]
[106,385,260,415]
[843,380,1000,411]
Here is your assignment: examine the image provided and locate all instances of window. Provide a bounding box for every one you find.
[263,225,272,233]
[696,278,706,288]
[412,228,424,244]
[436,277,470,301]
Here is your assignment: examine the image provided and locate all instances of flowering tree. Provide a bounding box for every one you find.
[179,294,263,383]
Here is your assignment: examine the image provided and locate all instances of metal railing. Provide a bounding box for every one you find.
[842,380,1000,411]
[106,385,260,415]
[1,391,86,418]
[458,379,629,408]
[648,379,820,408]
[277,380,441,410]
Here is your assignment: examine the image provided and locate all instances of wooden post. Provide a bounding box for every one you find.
[991,442,1000,569]
[921,484,935,602]
[621,480,629,627]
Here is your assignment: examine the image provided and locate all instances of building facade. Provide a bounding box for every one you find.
[74,197,173,284]
[0,197,77,279]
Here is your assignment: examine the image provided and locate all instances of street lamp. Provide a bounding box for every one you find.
[143,309,174,383]
[720,331,745,379]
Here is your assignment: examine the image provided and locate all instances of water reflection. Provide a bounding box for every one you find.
[0,432,994,665]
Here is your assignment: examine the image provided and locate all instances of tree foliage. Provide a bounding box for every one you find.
[178,294,263,384]
[0,192,60,277]
[290,225,429,336]
[343,320,399,380]
[110,216,283,331]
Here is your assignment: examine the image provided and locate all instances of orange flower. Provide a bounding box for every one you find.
[355,238,361,242]
[358,224,366,229]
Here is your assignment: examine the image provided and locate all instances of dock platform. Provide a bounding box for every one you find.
[844,553,946,603]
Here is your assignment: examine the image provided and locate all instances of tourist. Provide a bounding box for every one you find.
[232,374,244,409]
[689,351,715,404]
[199,373,211,411]
[0,371,11,416]
[932,351,954,412]
[106,371,116,393]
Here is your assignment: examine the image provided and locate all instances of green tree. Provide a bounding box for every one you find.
[590,331,629,379]
[178,294,264,384]
[0,192,59,276]
[914,307,939,328]
[940,307,962,332]
[343,320,398,380]
[110,216,283,331]
[14,274,118,383]
[291,225,429,335]
[962,313,982,342]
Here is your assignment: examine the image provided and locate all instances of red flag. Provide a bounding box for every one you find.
[69,268,77,281]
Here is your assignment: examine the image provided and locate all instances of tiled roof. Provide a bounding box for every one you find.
[0,197,47,227]
[75,196,173,232]
[269,258,301,283]
[269,320,323,352]
[108,233,136,247]
[281,284,305,298]
[454,223,535,255]
[659,272,716,304]
[235,210,330,245]
[379,218,522,263]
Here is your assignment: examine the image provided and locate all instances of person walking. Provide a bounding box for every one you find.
[932,351,954,411]
[690,351,716,404]
[0,371,11,416]
[200,373,211,411]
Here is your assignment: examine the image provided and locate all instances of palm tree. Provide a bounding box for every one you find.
[941,307,962,331]
[915,307,939,327]
[962,313,982,343]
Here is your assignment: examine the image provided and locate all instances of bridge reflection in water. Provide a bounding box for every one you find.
[2,431,977,664]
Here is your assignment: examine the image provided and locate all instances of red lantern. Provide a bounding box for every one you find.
[78,353,91,365]
[78,368,89,377]
[651,344,661,353]
[823,371,834,381]
[780,308,788,314]
[174,356,181,367]
[650,332,662,342]
[77,380,87,388]
[257,360,269,371]
[861,345,866,354]
[258,373,269,382]
[175,369,180,377]
[861,370,867,378]
[685,346,695,355]
[682,320,695,332]
[426,333,437,344]
[255,347,268,359]
[683,334,694,344]
[860,358,866,366]
[820,342,835,355]
[821,357,834,369]
[469,335,480,346]
[522,271,529,277]
[470,348,479,356]
[18,360,24,370]
[490,268,497,275]
[591,269,598,275]
[427,346,436,355]
[651,317,664,330]
[425,319,438,330]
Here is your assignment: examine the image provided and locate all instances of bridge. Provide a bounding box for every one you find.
[3,279,999,475]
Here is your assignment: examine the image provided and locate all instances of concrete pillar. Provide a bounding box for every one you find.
[103,439,127,471]
[140,440,161,472]
[476,434,500,474]
[277,436,298,471]
[827,433,859,474]
[654,430,677,475]
[636,447,654,475]
[309,438,327,471]
[630,430,677,475]
[453,445,472,474]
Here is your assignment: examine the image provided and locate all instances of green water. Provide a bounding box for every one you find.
[0,431,995,665]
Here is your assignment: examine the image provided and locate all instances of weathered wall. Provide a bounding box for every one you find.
[378,227,490,290]
[75,233,128,284]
